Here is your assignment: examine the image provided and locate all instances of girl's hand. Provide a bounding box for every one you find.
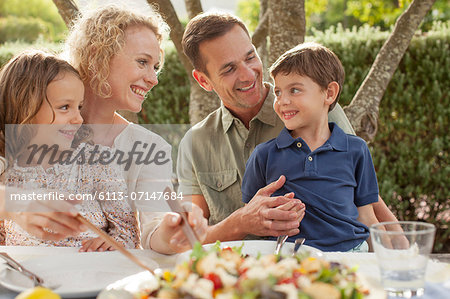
[79,237,114,252]
[9,210,85,241]
[2,187,86,240]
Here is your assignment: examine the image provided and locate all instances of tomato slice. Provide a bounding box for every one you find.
[204,273,223,290]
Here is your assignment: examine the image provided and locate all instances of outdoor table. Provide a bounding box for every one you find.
[0,246,448,299]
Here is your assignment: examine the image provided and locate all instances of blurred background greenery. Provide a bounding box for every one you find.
[0,0,448,252]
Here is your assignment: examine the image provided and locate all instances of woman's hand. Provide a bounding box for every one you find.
[150,203,208,254]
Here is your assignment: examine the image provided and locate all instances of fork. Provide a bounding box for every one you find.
[275,235,289,255]
[292,238,306,256]
[0,252,45,287]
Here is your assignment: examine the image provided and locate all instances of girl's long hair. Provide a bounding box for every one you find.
[0,50,82,167]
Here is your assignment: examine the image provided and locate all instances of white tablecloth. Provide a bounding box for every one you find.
[0,246,449,299]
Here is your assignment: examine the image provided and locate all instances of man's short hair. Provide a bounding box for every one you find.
[182,12,250,74]
[269,42,345,110]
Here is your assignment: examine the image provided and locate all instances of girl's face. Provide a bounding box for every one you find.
[31,71,84,150]
[106,25,161,112]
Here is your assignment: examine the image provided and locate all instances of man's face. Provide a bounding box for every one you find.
[194,25,266,117]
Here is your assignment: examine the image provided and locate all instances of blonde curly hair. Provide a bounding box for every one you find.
[65,4,169,98]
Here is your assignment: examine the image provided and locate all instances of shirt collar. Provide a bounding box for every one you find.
[221,103,234,133]
[327,122,348,151]
[276,123,348,151]
[221,82,278,133]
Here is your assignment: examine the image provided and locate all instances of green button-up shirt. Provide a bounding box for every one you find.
[177,83,354,225]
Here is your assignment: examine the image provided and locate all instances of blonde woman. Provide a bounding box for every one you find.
[0,5,206,254]
[65,5,206,254]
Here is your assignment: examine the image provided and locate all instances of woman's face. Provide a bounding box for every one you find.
[106,25,161,112]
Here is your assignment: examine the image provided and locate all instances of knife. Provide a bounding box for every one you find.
[75,214,155,274]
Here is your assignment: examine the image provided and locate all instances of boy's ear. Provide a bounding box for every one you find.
[325,81,340,105]
[192,69,213,92]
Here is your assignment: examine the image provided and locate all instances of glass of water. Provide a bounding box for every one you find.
[370,221,436,298]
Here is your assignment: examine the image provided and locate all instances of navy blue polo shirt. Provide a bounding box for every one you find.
[242,123,379,251]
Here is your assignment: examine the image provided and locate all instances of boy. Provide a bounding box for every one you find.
[241,42,379,251]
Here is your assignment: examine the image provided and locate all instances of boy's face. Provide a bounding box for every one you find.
[273,73,332,138]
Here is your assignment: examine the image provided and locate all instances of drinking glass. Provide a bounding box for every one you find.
[370,221,436,298]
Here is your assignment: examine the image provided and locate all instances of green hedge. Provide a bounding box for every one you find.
[139,47,190,124]
[0,16,53,43]
[142,21,449,252]
[0,40,61,66]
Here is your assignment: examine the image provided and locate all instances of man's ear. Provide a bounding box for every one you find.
[325,81,339,105]
[192,69,213,92]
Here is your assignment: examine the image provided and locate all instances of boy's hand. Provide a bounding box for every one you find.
[276,192,305,223]
[79,237,114,252]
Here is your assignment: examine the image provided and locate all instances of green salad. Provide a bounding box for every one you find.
[139,242,369,299]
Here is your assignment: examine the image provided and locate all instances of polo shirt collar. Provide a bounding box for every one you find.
[220,82,278,133]
[327,122,348,151]
[276,122,348,151]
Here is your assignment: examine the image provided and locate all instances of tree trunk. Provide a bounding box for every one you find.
[189,80,220,124]
[51,0,79,28]
[185,0,203,19]
[254,0,269,81]
[344,0,436,141]
[268,0,306,65]
[148,0,220,125]
[147,0,192,74]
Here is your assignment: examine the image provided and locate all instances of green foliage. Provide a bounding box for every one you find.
[0,16,52,43]
[235,0,448,32]
[237,0,260,32]
[0,0,67,42]
[346,0,412,28]
[0,40,62,66]
[139,46,190,124]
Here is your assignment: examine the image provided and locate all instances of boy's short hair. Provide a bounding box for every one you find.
[269,42,345,110]
[182,12,250,74]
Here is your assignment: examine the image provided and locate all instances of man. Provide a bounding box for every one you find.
[177,12,397,244]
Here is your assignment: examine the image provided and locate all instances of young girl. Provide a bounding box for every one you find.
[0,50,139,250]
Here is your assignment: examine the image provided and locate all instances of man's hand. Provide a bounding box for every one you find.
[239,175,305,237]
[150,203,208,254]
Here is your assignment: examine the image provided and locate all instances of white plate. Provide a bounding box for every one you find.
[100,241,386,299]
[99,240,323,299]
[176,240,323,264]
[0,251,158,298]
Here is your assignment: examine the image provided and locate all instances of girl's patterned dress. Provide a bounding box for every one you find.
[4,143,139,248]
